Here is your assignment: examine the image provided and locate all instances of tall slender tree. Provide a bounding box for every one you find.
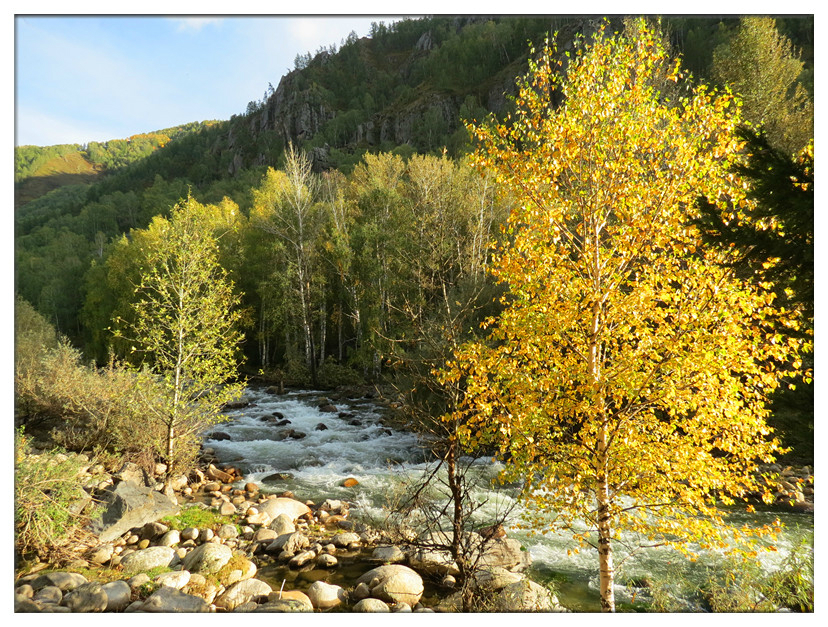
[114,194,245,475]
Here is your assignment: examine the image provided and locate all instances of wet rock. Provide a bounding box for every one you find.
[210,432,232,441]
[342,478,359,488]
[317,553,338,568]
[315,423,328,431]
[319,404,338,413]
[62,581,108,612]
[262,472,295,484]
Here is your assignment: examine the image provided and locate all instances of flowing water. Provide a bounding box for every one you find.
[206,385,813,612]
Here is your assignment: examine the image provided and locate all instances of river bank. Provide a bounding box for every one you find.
[14,384,814,612]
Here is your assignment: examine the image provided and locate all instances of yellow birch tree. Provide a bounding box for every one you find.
[441,19,806,612]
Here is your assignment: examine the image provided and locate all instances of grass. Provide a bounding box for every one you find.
[161,505,237,531]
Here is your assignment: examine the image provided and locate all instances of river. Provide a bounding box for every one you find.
[205,385,813,612]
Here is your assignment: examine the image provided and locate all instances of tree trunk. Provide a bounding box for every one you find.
[596,428,615,612]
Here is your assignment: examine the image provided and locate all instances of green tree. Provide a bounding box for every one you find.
[114,194,245,476]
[443,20,806,612]
[712,16,813,155]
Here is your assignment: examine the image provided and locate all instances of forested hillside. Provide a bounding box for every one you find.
[15,15,813,460]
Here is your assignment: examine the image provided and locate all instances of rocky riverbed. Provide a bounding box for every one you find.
[14,456,565,613]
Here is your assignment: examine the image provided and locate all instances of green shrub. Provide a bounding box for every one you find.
[14,428,96,559]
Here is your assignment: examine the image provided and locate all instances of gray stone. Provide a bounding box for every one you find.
[356,564,424,607]
[474,566,525,591]
[155,570,191,589]
[88,543,115,565]
[15,583,34,598]
[157,529,181,547]
[253,599,313,612]
[140,521,169,540]
[253,528,278,543]
[140,586,210,612]
[33,585,62,605]
[353,598,391,612]
[233,601,260,612]
[371,545,406,563]
[332,531,361,547]
[478,537,532,572]
[258,497,311,521]
[120,545,176,574]
[181,541,233,574]
[317,553,338,568]
[114,461,153,487]
[14,594,42,612]
[265,531,309,555]
[32,571,88,592]
[218,523,239,539]
[181,527,199,541]
[268,513,295,535]
[289,550,317,568]
[492,579,563,612]
[91,480,179,543]
[352,582,371,601]
[306,580,346,609]
[102,580,132,612]
[393,602,412,612]
[62,581,108,612]
[126,573,151,589]
[215,578,273,611]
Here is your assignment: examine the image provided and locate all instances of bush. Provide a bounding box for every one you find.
[14,428,96,560]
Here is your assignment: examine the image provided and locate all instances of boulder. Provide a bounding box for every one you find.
[474,567,524,591]
[32,572,88,592]
[101,580,132,612]
[140,586,210,612]
[62,582,108,612]
[220,500,237,516]
[33,585,62,605]
[306,581,346,609]
[14,594,42,612]
[478,537,532,572]
[215,578,273,611]
[354,598,391,612]
[207,464,233,483]
[356,564,424,606]
[120,546,177,574]
[182,542,233,574]
[91,480,179,543]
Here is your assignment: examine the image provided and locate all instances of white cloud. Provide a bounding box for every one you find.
[169,17,224,32]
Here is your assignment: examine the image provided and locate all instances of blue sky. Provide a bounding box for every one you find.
[14,15,395,147]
